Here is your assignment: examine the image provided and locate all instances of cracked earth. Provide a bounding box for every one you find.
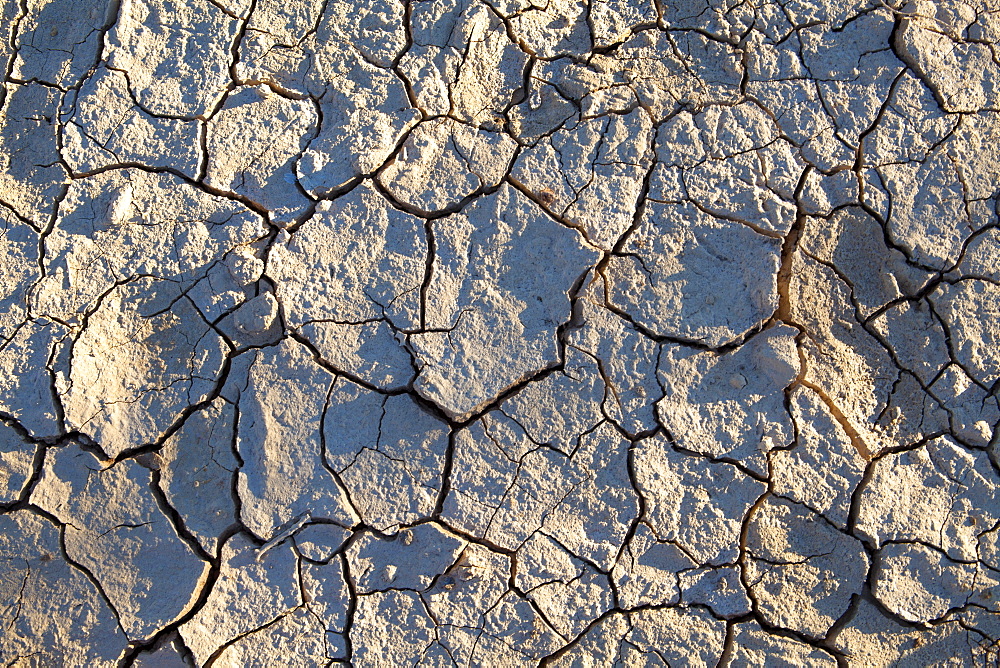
[1,0,1000,665]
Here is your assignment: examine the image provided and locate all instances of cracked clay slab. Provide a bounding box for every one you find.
[3,0,1000,665]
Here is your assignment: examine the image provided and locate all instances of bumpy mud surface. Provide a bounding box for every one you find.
[1,0,1000,665]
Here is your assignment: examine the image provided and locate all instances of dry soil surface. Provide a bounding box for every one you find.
[1,0,1000,665]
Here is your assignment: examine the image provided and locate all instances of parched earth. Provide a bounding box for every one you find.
[1,0,999,665]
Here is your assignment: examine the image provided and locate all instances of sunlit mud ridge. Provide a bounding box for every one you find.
[1,0,999,665]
